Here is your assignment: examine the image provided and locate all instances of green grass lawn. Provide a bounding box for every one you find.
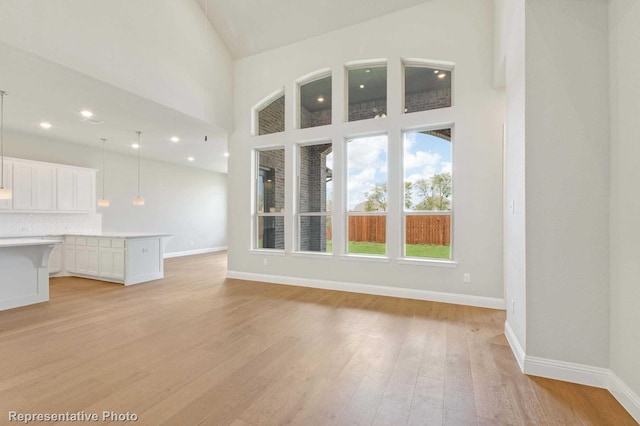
[341,241,450,259]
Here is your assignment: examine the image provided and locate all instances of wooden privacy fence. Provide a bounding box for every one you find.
[348,215,450,245]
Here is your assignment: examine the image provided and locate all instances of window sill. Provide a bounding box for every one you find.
[249,249,286,256]
[339,254,391,263]
[290,251,333,259]
[396,257,458,268]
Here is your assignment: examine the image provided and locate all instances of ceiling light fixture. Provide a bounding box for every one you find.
[187,156,195,162]
[131,143,140,149]
[317,96,324,102]
[81,110,93,118]
[40,122,52,129]
[438,73,446,79]
[171,136,180,142]
[434,70,440,74]
[365,69,371,73]
[224,152,230,157]
[97,138,110,207]
[359,84,365,89]
[132,131,144,206]
[0,90,12,200]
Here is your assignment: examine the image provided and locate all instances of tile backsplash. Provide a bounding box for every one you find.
[0,213,102,237]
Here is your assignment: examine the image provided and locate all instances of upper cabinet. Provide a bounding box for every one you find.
[2,157,96,213]
[0,161,13,211]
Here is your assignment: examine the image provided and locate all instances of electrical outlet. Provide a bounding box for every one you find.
[263,258,268,266]
[463,273,471,283]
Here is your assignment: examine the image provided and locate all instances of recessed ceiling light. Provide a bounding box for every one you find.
[40,122,52,129]
[131,143,140,149]
[224,152,230,157]
[187,156,195,162]
[317,96,324,102]
[171,136,180,142]
[365,69,371,73]
[438,73,446,79]
[434,70,440,74]
[80,110,93,118]
[359,84,365,89]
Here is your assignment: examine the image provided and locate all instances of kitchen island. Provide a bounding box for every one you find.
[63,233,171,285]
[0,238,62,311]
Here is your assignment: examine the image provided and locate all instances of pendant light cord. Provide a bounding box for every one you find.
[0,91,5,189]
[136,131,141,198]
[100,138,107,199]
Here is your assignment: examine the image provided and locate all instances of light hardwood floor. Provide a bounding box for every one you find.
[0,252,635,425]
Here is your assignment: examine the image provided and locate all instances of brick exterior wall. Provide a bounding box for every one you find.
[301,107,331,129]
[348,99,387,121]
[299,143,331,251]
[405,88,451,113]
[259,149,285,249]
[258,95,285,135]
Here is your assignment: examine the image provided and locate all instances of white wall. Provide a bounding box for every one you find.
[609,0,640,400]
[502,0,527,353]
[0,0,233,131]
[3,130,227,254]
[524,0,610,367]
[228,0,505,302]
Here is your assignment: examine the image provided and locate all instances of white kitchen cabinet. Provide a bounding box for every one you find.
[49,242,63,274]
[56,167,95,212]
[60,234,168,285]
[12,161,56,211]
[0,161,12,211]
[0,157,95,213]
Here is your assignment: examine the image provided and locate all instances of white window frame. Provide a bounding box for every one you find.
[253,146,286,252]
[294,69,332,130]
[251,88,285,137]
[401,125,454,261]
[401,59,455,115]
[295,140,333,255]
[344,133,389,258]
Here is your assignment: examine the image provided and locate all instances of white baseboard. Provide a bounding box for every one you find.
[503,324,640,423]
[225,270,505,310]
[164,246,227,259]
[609,372,640,423]
[524,356,610,388]
[504,321,525,372]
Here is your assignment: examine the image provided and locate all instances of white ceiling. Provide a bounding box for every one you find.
[198,0,432,58]
[0,42,228,174]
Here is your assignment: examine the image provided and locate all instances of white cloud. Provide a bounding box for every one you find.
[441,161,452,174]
[347,135,387,170]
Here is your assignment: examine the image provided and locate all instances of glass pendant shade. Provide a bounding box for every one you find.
[97,198,110,207]
[0,188,11,200]
[132,197,145,206]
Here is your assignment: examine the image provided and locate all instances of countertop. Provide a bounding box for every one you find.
[65,233,172,239]
[0,238,63,248]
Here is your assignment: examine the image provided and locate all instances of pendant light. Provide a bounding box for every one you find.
[132,131,144,206]
[97,138,110,207]
[0,90,11,200]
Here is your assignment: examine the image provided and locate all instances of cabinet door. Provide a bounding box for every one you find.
[87,247,99,275]
[13,162,34,210]
[49,244,63,274]
[112,249,125,280]
[34,165,56,210]
[75,246,88,274]
[75,170,94,212]
[57,168,75,211]
[64,246,76,272]
[99,248,114,278]
[0,161,12,210]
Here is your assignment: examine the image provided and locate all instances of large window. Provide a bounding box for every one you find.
[347,65,387,122]
[257,93,285,135]
[297,142,332,252]
[299,75,332,129]
[346,134,388,255]
[255,148,285,250]
[404,64,452,114]
[403,128,452,259]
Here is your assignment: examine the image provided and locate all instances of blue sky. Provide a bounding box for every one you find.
[344,132,451,211]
